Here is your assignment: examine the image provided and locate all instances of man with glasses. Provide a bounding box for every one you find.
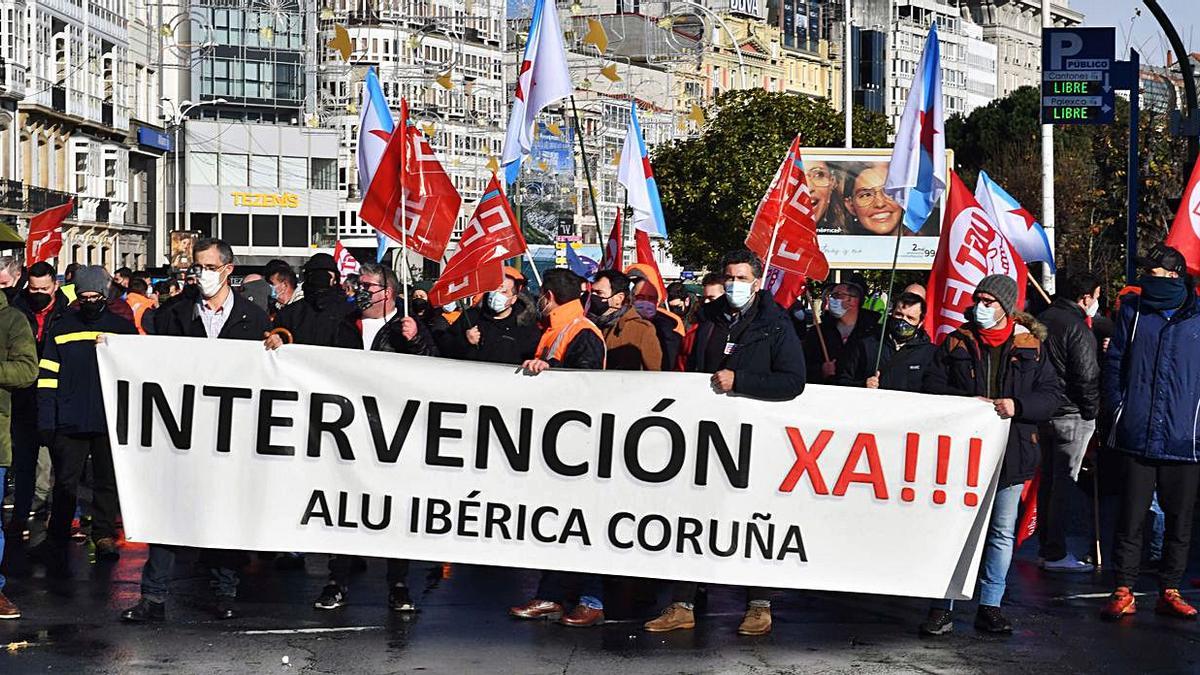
[444,267,538,364]
[803,277,880,384]
[122,239,270,623]
[918,274,1061,636]
[836,291,934,392]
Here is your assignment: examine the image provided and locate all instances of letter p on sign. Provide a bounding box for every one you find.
[1049,32,1082,70]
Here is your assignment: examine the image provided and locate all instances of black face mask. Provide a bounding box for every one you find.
[407,298,431,318]
[25,291,53,312]
[78,298,106,321]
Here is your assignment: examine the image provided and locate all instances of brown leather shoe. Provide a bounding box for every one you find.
[643,602,695,632]
[738,606,772,636]
[559,604,604,627]
[509,598,563,620]
[0,592,20,619]
[94,537,120,562]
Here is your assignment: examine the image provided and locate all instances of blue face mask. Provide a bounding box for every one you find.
[1139,274,1187,312]
[827,297,847,318]
[974,302,999,329]
[724,281,754,309]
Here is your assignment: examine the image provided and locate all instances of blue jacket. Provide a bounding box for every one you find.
[37,307,137,436]
[1103,292,1200,462]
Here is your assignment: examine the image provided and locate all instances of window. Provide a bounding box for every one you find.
[279,157,307,189]
[190,212,216,238]
[250,155,278,188]
[311,158,337,190]
[188,152,219,186]
[282,215,308,247]
[220,154,248,185]
[104,157,117,197]
[252,214,279,246]
[222,213,249,246]
[75,151,89,193]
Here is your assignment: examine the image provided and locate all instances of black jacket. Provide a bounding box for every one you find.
[443,296,539,364]
[371,312,439,355]
[688,291,806,401]
[925,312,1063,487]
[37,307,138,435]
[835,326,936,393]
[1038,297,1100,420]
[802,308,883,384]
[273,287,361,348]
[155,289,271,341]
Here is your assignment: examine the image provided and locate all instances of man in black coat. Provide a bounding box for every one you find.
[644,249,805,638]
[803,277,882,384]
[442,267,538,364]
[266,253,360,350]
[919,275,1062,637]
[121,238,270,624]
[835,291,935,392]
[1036,272,1101,573]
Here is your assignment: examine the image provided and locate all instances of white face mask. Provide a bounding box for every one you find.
[827,297,847,318]
[1085,297,1099,318]
[487,291,510,313]
[724,280,754,309]
[975,302,999,329]
[442,303,456,313]
[198,268,224,299]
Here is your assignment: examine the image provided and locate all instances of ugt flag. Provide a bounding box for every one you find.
[356,67,392,194]
[744,136,829,281]
[501,0,572,184]
[1167,152,1200,276]
[429,176,526,306]
[25,199,74,264]
[925,171,1027,344]
[617,101,668,238]
[975,171,1055,273]
[885,23,946,234]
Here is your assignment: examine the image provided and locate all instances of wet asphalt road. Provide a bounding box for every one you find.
[1,531,1200,675]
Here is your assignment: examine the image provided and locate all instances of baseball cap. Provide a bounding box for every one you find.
[1137,243,1187,276]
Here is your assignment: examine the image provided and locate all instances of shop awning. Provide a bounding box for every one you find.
[0,221,22,245]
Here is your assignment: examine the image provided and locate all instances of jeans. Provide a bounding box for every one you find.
[1148,493,1165,561]
[48,434,119,545]
[933,483,1023,610]
[1112,454,1200,589]
[6,416,38,535]
[0,466,6,591]
[1038,414,1096,561]
[141,544,240,602]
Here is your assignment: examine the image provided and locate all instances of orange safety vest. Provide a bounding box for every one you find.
[125,293,154,335]
[535,299,604,364]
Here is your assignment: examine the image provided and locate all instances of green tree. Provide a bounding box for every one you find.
[654,90,891,270]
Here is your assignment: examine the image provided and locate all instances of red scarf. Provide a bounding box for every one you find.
[977,320,1014,347]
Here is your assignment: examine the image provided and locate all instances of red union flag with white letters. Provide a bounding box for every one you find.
[1167,153,1200,276]
[428,175,526,306]
[745,136,829,281]
[925,171,1027,344]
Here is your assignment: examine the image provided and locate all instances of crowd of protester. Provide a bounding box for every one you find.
[0,239,1196,636]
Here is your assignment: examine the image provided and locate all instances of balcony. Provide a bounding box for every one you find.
[0,179,22,211]
[26,186,75,215]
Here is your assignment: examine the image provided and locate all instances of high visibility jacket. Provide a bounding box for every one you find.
[535,299,604,369]
[37,308,136,435]
[125,292,154,335]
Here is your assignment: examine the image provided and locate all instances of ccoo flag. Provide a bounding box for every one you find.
[501,0,573,185]
[884,23,946,234]
[617,101,668,238]
[1167,153,1200,276]
[975,170,1055,273]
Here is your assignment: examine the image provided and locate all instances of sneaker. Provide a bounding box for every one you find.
[643,602,695,632]
[1155,589,1198,619]
[509,598,563,620]
[918,608,954,636]
[120,598,166,623]
[313,583,347,610]
[0,592,20,620]
[737,606,772,636]
[388,585,416,613]
[94,537,120,562]
[1041,553,1094,573]
[1101,586,1136,621]
[974,606,1013,634]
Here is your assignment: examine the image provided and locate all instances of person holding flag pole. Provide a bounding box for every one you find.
[879,22,946,375]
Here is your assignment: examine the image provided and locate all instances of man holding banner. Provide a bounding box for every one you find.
[920,275,1061,636]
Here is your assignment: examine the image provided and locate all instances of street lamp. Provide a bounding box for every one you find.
[161,97,228,232]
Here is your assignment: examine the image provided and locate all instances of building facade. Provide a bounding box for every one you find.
[962,0,1084,98]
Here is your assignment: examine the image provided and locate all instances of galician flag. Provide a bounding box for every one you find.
[617,101,668,238]
[357,67,393,194]
[501,0,573,184]
[884,23,946,233]
[975,170,1056,273]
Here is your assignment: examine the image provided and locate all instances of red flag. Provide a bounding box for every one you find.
[764,265,806,309]
[361,98,462,261]
[429,176,526,306]
[333,241,361,276]
[745,136,829,281]
[925,171,1028,345]
[634,228,663,289]
[601,210,623,271]
[1167,153,1200,276]
[25,199,74,264]
[1015,474,1040,549]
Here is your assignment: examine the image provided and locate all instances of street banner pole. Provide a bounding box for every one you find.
[1126,49,1141,284]
[1041,0,1056,296]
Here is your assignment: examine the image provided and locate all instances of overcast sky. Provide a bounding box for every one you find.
[1070,0,1195,66]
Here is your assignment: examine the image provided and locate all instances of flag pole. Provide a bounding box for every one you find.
[568,96,603,239]
[1028,271,1052,305]
[398,99,410,316]
[524,249,543,287]
[762,138,799,279]
[873,223,904,372]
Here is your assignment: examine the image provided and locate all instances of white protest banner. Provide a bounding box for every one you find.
[97,335,1009,600]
